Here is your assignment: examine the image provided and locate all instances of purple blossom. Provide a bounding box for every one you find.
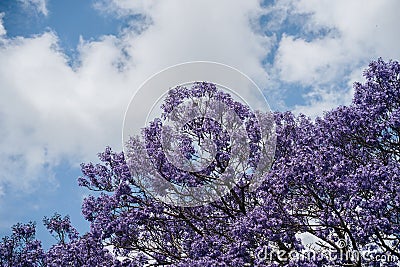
[1,59,399,266]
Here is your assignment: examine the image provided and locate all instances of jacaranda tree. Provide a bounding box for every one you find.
[0,58,399,266]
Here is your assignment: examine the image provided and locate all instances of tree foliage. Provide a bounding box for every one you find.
[1,58,399,266]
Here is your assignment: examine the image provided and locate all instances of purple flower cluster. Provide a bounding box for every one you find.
[142,82,261,189]
[0,222,44,266]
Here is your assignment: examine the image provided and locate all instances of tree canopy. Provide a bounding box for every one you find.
[1,58,399,266]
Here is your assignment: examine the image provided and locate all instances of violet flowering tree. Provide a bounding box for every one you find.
[78,82,276,265]
[77,59,400,266]
[252,58,400,266]
[0,222,44,266]
[43,213,122,267]
[0,213,126,267]
[0,58,399,266]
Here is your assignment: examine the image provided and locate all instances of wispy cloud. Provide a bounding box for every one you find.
[0,13,5,36]
[18,0,49,17]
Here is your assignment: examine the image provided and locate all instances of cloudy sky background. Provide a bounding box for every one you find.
[0,0,399,247]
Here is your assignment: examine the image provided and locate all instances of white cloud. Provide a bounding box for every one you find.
[275,36,346,85]
[0,13,5,36]
[18,0,48,16]
[0,32,132,191]
[119,0,272,86]
[0,0,271,194]
[271,0,400,116]
[1,0,398,195]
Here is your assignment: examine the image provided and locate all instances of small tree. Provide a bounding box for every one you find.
[0,222,44,267]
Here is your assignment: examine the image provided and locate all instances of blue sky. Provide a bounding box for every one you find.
[1,0,121,50]
[0,0,399,248]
